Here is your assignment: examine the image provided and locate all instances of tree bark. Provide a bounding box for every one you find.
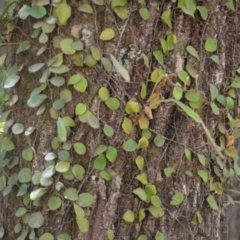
[0,0,240,240]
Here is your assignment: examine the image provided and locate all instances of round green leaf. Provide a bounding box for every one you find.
[170,192,184,206]
[75,103,87,115]
[60,38,76,55]
[123,210,134,223]
[56,161,70,173]
[64,188,78,201]
[205,38,218,52]
[73,77,88,93]
[50,76,65,87]
[39,233,54,240]
[94,154,107,170]
[106,146,117,162]
[60,89,72,103]
[2,137,15,151]
[153,135,165,147]
[125,101,140,114]
[22,148,33,161]
[122,139,137,152]
[98,87,110,101]
[47,196,62,210]
[74,142,86,155]
[15,207,27,217]
[30,6,47,19]
[28,212,44,228]
[77,193,94,207]
[18,168,31,183]
[57,4,71,25]
[103,124,114,137]
[27,94,47,108]
[139,8,150,20]
[122,117,132,134]
[100,28,116,40]
[72,164,85,181]
[58,150,70,161]
[105,97,120,110]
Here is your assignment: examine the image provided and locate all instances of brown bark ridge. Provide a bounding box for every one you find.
[1,0,240,240]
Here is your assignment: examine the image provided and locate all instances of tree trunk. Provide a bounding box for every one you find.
[0,0,240,240]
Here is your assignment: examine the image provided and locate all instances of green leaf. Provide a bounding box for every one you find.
[191,211,203,225]
[122,139,137,152]
[100,28,116,40]
[135,156,144,170]
[92,0,104,5]
[74,142,86,155]
[111,0,127,8]
[185,90,200,102]
[18,168,31,183]
[98,87,110,101]
[110,54,130,82]
[28,212,44,228]
[161,10,172,28]
[225,0,235,11]
[30,6,47,19]
[101,57,112,73]
[113,6,129,20]
[153,135,165,147]
[64,188,78,201]
[74,203,85,219]
[60,89,72,103]
[185,62,197,77]
[137,235,147,240]
[173,85,183,100]
[30,188,46,200]
[141,53,149,68]
[155,231,165,240]
[77,193,94,207]
[206,194,218,210]
[164,167,176,177]
[16,41,31,53]
[27,94,47,107]
[75,103,87,115]
[78,4,94,13]
[186,46,200,60]
[139,8,150,20]
[205,38,218,52]
[50,76,65,87]
[123,210,135,223]
[22,148,33,161]
[210,102,219,115]
[177,70,190,85]
[153,50,163,65]
[76,217,89,233]
[122,117,132,134]
[185,0,196,15]
[107,229,114,240]
[197,170,208,183]
[106,146,117,162]
[210,84,218,101]
[133,188,148,202]
[94,154,107,170]
[103,124,114,137]
[151,195,161,207]
[57,117,67,142]
[148,206,164,218]
[57,4,71,25]
[72,164,85,181]
[53,99,65,110]
[4,75,20,89]
[170,192,184,206]
[60,38,76,55]
[90,45,101,61]
[56,161,70,173]
[18,5,31,20]
[197,153,206,166]
[84,54,97,67]
[105,97,120,110]
[1,137,14,151]
[210,55,220,65]
[94,144,108,156]
[48,196,62,210]
[39,233,54,240]
[12,123,24,135]
[73,77,88,93]
[137,136,149,149]
[197,6,208,20]
[136,172,148,185]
